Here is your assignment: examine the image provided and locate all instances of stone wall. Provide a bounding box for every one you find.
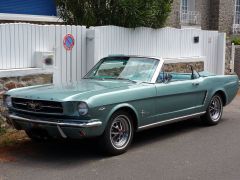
[164,62,204,73]
[166,0,181,28]
[200,0,235,34]
[0,74,53,122]
[209,0,220,31]
[225,40,232,74]
[234,45,240,78]
[218,0,235,34]
[196,0,211,30]
[167,0,235,34]
[166,0,219,30]
[0,74,52,95]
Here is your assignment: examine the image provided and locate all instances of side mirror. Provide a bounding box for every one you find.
[165,73,172,83]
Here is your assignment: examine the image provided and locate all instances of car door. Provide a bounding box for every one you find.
[153,64,207,123]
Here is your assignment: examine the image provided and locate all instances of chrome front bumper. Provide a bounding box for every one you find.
[8,114,102,128]
[7,114,103,138]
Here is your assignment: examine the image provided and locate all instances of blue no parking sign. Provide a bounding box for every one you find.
[63,34,75,51]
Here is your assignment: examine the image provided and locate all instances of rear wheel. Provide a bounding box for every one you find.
[201,94,223,126]
[99,110,134,155]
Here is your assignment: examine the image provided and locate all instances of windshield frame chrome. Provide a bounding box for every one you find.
[149,57,163,83]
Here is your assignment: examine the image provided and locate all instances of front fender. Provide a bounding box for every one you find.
[105,103,140,127]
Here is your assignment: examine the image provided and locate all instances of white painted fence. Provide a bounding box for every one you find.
[0,23,87,84]
[87,26,225,75]
[0,23,226,84]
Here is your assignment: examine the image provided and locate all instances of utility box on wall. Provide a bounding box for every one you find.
[35,51,54,69]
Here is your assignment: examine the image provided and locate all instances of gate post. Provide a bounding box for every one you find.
[86,28,99,72]
[217,33,226,75]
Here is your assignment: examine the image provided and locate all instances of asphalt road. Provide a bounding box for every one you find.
[1,96,240,180]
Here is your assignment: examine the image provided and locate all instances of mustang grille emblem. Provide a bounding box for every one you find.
[27,101,42,111]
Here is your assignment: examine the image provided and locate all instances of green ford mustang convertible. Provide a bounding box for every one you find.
[3,55,239,155]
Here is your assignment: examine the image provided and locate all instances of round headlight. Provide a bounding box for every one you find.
[4,96,12,107]
[78,102,88,115]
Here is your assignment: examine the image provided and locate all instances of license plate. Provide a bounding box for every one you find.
[30,123,40,128]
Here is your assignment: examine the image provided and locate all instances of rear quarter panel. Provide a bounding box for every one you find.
[203,75,239,108]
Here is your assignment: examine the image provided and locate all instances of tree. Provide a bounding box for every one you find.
[56,0,173,28]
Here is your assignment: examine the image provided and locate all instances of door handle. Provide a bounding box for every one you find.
[192,82,200,86]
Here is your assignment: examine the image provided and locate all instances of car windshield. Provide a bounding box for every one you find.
[84,57,159,83]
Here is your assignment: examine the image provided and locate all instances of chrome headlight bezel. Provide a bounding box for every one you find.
[77,102,89,116]
[3,95,12,108]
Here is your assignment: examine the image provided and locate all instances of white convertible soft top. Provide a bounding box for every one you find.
[163,56,205,64]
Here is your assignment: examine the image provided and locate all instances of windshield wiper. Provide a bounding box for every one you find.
[84,77,104,80]
[106,77,137,83]
[84,77,137,83]
[117,78,137,83]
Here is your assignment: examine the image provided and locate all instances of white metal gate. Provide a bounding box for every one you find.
[86,26,226,75]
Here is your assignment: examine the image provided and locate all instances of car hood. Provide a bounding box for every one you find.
[7,79,135,102]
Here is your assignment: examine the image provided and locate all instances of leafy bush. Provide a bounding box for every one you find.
[56,0,173,28]
[0,100,7,135]
[0,120,6,135]
[231,36,240,45]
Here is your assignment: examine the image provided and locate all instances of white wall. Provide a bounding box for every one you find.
[0,23,87,84]
[53,25,87,84]
[0,24,226,85]
[87,26,225,75]
[88,26,201,64]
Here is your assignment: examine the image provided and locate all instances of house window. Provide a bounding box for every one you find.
[180,0,200,25]
[181,0,188,13]
[235,0,240,24]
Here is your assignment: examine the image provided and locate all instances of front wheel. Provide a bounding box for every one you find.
[201,94,223,126]
[99,110,134,156]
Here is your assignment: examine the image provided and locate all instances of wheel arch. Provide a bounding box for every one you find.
[106,103,139,131]
[214,90,227,106]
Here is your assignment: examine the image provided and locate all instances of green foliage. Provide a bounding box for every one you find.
[56,0,173,28]
[231,36,240,45]
[0,104,7,135]
[0,120,6,136]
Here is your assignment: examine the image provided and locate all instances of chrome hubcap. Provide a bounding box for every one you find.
[209,96,222,122]
[110,115,131,149]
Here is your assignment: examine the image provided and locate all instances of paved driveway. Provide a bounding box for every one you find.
[0,96,240,180]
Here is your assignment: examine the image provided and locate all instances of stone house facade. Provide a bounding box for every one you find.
[167,0,237,35]
[167,0,240,76]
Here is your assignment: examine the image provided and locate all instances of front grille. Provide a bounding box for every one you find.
[12,98,63,114]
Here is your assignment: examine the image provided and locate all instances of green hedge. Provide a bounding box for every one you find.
[232,37,240,45]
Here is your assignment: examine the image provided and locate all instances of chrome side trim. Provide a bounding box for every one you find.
[8,114,102,128]
[138,111,206,131]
